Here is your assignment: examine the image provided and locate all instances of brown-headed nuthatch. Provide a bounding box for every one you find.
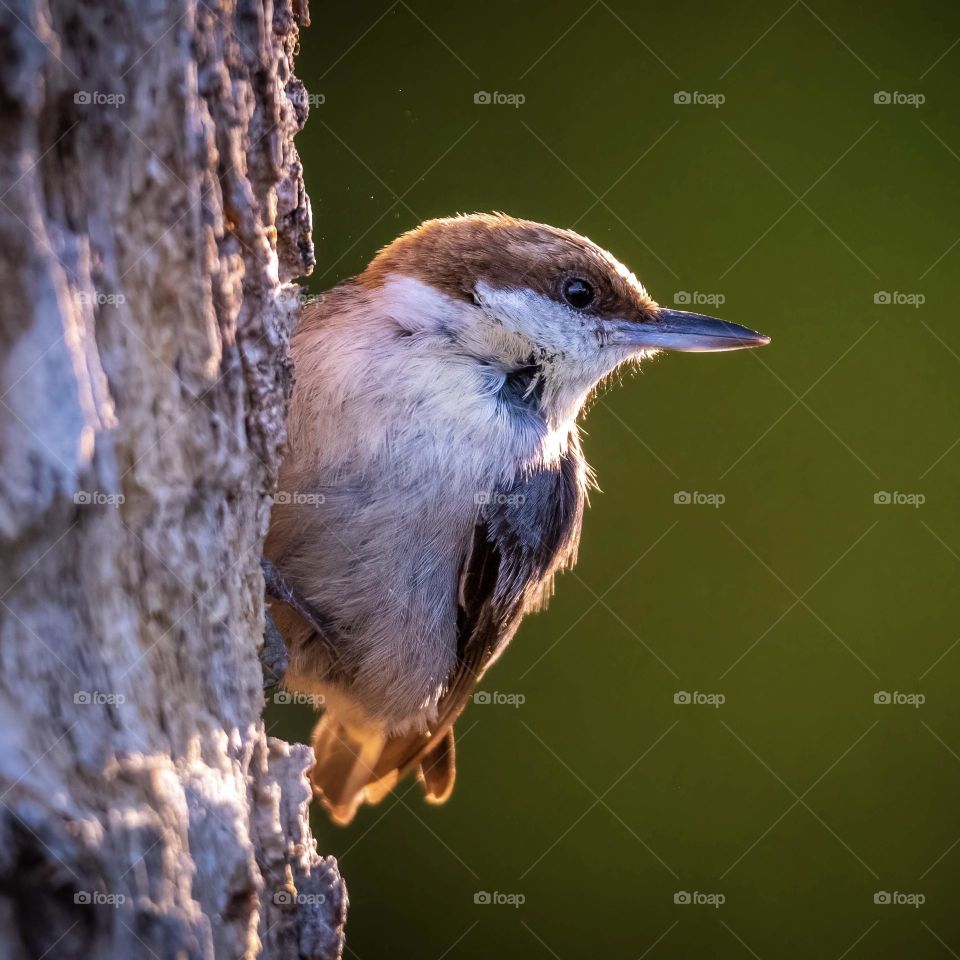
[264,213,770,824]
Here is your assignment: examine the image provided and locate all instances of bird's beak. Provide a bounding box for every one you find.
[626,308,771,353]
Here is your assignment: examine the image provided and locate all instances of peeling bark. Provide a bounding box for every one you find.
[0,1,345,957]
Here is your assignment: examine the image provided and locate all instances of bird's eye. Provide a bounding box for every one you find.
[562,277,594,309]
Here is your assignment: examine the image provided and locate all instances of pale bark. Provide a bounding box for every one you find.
[0,1,345,958]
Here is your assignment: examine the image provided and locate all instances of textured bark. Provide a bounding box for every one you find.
[0,1,346,958]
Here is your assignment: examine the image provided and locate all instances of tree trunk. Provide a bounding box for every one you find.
[0,1,345,958]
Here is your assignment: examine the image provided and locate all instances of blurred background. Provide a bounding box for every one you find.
[266,1,960,956]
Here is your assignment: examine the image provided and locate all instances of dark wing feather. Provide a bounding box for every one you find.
[454,434,587,692]
[387,432,589,784]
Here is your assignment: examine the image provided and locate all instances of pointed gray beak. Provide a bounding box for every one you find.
[629,308,771,352]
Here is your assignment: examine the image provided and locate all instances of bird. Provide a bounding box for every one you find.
[263,212,769,825]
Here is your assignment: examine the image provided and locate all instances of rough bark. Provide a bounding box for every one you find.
[0,1,346,958]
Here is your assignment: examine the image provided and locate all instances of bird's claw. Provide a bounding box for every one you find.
[260,557,344,682]
[261,607,289,689]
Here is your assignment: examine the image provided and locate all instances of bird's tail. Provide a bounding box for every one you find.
[309,715,456,825]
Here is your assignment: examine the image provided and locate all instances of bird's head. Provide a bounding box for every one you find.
[360,213,769,425]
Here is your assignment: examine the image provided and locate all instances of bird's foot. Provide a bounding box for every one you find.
[260,557,343,672]
[261,606,289,689]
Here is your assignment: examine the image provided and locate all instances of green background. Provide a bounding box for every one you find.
[267,1,960,956]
